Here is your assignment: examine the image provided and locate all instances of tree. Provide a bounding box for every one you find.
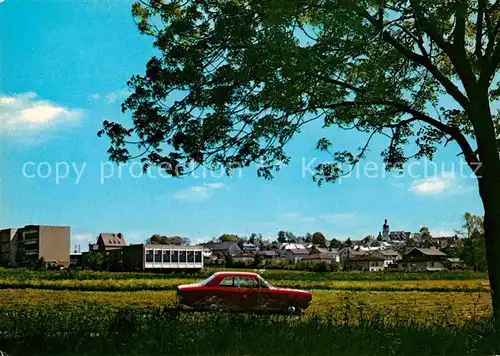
[253,253,264,267]
[101,0,500,322]
[83,251,104,270]
[248,233,258,244]
[305,233,313,243]
[361,235,375,246]
[342,238,354,249]
[285,231,297,242]
[219,234,239,242]
[418,227,436,248]
[329,238,342,250]
[460,212,487,272]
[312,232,327,247]
[148,234,187,245]
[259,239,272,250]
[277,231,287,244]
[34,257,47,271]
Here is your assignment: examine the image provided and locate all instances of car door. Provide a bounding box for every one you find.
[235,276,259,310]
[209,276,240,310]
[256,278,282,312]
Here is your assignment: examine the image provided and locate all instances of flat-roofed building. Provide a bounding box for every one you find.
[122,244,204,271]
[0,228,18,266]
[1,225,70,267]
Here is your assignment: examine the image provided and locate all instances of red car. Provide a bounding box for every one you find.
[177,271,312,314]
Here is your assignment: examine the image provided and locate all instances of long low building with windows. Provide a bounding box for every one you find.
[122,244,204,271]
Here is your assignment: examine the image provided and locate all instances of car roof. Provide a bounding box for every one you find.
[213,271,259,277]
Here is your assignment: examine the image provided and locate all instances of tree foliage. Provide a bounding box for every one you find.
[219,234,240,242]
[100,0,499,183]
[460,212,487,272]
[329,238,342,249]
[312,231,327,247]
[148,234,189,245]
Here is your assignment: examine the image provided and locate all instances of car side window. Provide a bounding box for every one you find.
[236,276,258,288]
[218,277,234,287]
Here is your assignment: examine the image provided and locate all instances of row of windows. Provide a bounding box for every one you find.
[145,250,202,263]
[218,276,264,289]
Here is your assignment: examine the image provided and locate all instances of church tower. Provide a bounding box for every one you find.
[382,219,390,241]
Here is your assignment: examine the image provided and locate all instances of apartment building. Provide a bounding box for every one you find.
[0,225,70,267]
[0,228,18,266]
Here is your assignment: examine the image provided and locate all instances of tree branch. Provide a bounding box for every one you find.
[409,0,477,94]
[476,0,485,61]
[352,5,470,110]
[321,99,478,168]
[453,0,467,51]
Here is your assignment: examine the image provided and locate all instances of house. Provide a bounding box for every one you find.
[202,241,242,257]
[339,248,366,266]
[70,252,83,266]
[371,249,402,268]
[242,243,259,252]
[309,246,340,263]
[256,250,279,260]
[398,247,447,271]
[232,252,255,263]
[344,254,385,271]
[444,257,463,269]
[284,249,310,263]
[432,235,460,249]
[300,253,332,264]
[90,233,127,253]
[280,243,307,250]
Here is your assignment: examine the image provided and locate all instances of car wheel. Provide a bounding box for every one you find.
[206,303,219,311]
[283,304,303,316]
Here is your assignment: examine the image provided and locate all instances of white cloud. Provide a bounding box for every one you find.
[282,212,302,219]
[123,229,154,244]
[408,173,471,196]
[105,89,130,104]
[73,232,93,242]
[430,227,457,237]
[173,186,212,202]
[409,177,449,194]
[0,92,83,137]
[89,93,100,101]
[205,182,225,189]
[71,232,94,251]
[171,183,226,203]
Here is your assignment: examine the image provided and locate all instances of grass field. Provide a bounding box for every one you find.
[0,269,495,355]
[0,288,491,323]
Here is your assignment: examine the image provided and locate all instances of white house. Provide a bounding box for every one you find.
[242,243,259,252]
[371,249,402,268]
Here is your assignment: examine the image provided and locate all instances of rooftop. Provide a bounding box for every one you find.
[213,271,259,277]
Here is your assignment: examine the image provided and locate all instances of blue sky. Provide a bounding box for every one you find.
[1,0,485,250]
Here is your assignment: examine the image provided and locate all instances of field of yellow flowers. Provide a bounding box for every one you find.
[0,287,491,324]
[0,269,491,325]
[0,269,496,356]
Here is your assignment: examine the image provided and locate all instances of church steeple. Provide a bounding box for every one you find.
[382,219,390,241]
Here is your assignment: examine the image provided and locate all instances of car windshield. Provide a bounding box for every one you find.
[200,274,217,286]
[259,277,273,289]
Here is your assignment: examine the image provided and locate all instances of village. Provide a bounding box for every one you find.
[1,219,467,272]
